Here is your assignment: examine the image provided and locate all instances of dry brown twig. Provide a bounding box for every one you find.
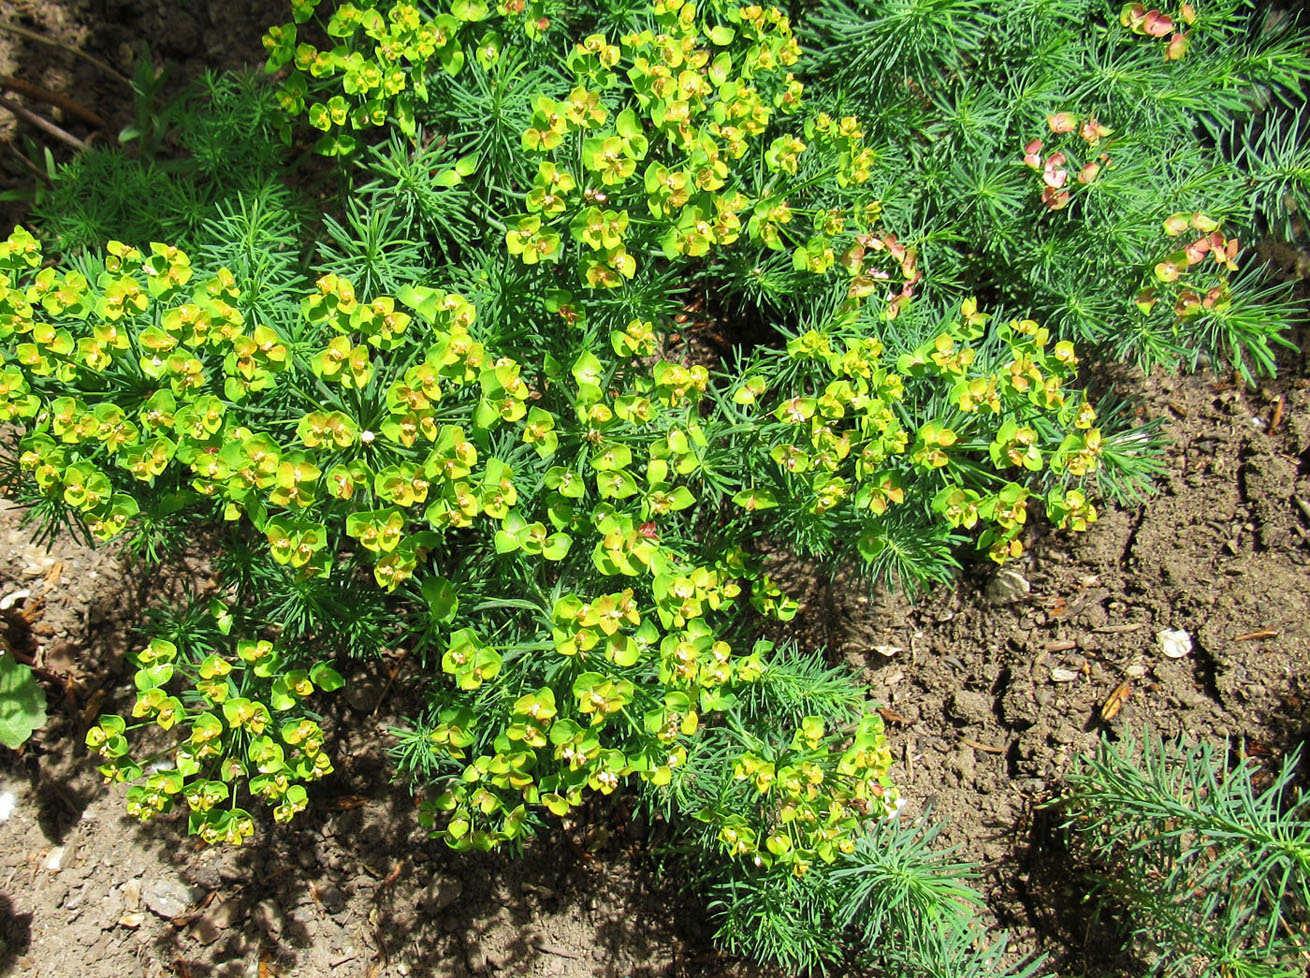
[2,137,52,186]
[0,75,104,127]
[0,93,87,150]
[0,20,130,86]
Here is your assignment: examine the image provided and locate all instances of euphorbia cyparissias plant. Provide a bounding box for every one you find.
[0,215,1105,869]
[0,0,1179,967]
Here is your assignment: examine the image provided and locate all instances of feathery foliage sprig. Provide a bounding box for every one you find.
[800,0,1310,377]
[1064,730,1310,977]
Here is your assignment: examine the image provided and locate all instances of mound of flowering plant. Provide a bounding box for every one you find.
[0,218,1106,865]
[0,0,1197,968]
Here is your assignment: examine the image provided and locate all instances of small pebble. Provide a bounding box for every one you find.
[192,914,223,946]
[253,898,281,938]
[986,567,1030,605]
[142,879,202,918]
[1157,628,1192,659]
[421,874,464,912]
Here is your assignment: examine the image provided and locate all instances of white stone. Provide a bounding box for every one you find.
[0,588,31,610]
[1157,628,1192,659]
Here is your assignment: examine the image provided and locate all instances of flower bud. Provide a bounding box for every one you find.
[1047,112,1078,134]
[1023,139,1043,168]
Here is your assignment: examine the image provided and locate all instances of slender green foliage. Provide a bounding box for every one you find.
[1064,730,1310,977]
[801,0,1310,377]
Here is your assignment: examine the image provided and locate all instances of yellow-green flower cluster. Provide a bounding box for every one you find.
[2,228,899,860]
[264,0,559,154]
[732,299,1102,563]
[503,0,914,301]
[719,710,893,875]
[421,333,894,854]
[85,627,342,845]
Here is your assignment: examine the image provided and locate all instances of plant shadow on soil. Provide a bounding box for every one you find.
[0,892,33,974]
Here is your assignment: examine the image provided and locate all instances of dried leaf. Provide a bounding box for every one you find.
[1100,679,1132,721]
[40,560,63,594]
[322,795,369,810]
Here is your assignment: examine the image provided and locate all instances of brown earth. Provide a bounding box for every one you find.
[2,3,1310,977]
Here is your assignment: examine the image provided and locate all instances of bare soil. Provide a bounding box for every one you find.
[2,3,1310,977]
